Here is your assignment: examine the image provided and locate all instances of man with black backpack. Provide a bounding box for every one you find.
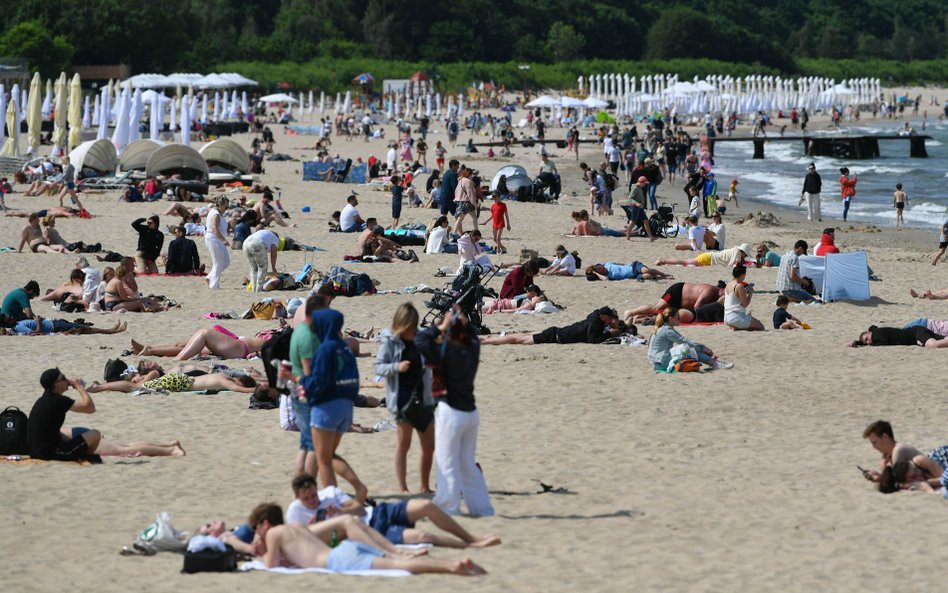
[28,368,102,462]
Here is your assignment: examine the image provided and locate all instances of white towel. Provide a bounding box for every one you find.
[239,559,410,577]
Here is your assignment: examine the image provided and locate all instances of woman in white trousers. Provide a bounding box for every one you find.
[415,310,494,517]
[204,197,230,289]
[242,228,279,292]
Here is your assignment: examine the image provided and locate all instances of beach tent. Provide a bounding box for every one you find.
[526,95,559,108]
[200,139,249,173]
[798,252,870,302]
[119,139,165,172]
[69,139,118,173]
[145,144,208,180]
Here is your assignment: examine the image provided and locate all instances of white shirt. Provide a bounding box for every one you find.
[340,204,360,231]
[385,148,396,170]
[688,225,706,251]
[285,499,319,525]
[689,195,701,218]
[707,222,726,249]
[550,253,576,274]
[603,136,613,156]
[425,226,448,254]
[249,229,280,249]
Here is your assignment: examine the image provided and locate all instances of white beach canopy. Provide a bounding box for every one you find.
[200,139,249,173]
[582,96,609,108]
[526,95,560,108]
[69,139,118,173]
[119,139,165,172]
[145,144,208,179]
[258,93,298,104]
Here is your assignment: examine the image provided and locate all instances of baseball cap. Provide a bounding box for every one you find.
[637,176,648,185]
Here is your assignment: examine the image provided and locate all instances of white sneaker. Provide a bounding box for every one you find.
[713,359,734,370]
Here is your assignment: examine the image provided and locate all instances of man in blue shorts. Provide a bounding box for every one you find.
[248,503,487,574]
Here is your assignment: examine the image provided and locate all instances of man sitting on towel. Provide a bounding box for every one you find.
[285,473,500,549]
[248,503,486,575]
[165,225,202,275]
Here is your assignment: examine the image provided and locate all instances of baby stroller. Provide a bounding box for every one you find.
[422,263,497,335]
[531,172,561,202]
[649,203,680,238]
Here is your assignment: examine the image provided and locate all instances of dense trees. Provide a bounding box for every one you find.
[0,0,944,81]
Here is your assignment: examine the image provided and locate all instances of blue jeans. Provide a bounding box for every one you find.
[647,183,658,210]
[843,198,851,221]
[903,318,928,329]
[782,289,816,302]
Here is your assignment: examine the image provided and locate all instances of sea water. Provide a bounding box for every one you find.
[708,117,948,230]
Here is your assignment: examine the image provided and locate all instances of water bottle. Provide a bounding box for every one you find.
[274,359,292,389]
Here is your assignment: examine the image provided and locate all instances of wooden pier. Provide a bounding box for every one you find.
[701,134,931,160]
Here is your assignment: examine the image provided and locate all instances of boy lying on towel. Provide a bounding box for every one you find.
[248,503,486,575]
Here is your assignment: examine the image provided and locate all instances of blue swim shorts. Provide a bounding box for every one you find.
[368,501,412,544]
[293,398,313,451]
[326,540,384,572]
[310,398,353,434]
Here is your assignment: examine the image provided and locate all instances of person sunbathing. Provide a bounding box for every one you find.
[129,324,270,360]
[656,243,751,268]
[6,206,86,219]
[481,307,620,345]
[624,281,726,319]
[585,262,673,281]
[482,284,547,314]
[66,429,186,457]
[39,269,87,309]
[849,325,948,348]
[286,473,501,549]
[87,369,257,394]
[910,288,948,300]
[569,210,622,237]
[248,503,486,575]
[0,314,127,336]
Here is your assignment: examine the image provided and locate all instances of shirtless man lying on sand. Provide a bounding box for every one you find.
[624,281,725,321]
[249,503,486,575]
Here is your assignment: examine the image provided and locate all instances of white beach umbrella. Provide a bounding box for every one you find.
[41,78,53,120]
[189,91,199,122]
[425,93,432,117]
[307,90,314,114]
[128,88,143,143]
[343,91,351,115]
[150,93,162,141]
[241,91,249,121]
[335,92,341,113]
[169,92,177,132]
[212,92,220,121]
[90,94,98,127]
[200,93,208,124]
[230,90,239,119]
[319,91,325,114]
[179,95,191,145]
[110,86,130,154]
[97,86,111,140]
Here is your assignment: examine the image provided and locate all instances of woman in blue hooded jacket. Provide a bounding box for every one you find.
[301,308,359,489]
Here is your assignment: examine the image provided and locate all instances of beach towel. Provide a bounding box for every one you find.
[239,560,410,577]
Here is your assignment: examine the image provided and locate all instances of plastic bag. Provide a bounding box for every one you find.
[135,512,189,553]
[667,343,697,372]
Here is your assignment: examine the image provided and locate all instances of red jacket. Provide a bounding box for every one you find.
[839,175,857,199]
[816,233,839,256]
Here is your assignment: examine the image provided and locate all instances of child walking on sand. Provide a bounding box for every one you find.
[773,295,808,329]
[727,178,739,209]
[481,191,510,254]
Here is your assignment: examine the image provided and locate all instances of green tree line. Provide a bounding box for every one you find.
[1,0,946,87]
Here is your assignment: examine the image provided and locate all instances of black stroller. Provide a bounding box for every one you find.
[422,263,498,335]
[531,172,561,201]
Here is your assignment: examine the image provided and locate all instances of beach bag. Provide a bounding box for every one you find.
[674,359,701,373]
[667,343,698,372]
[0,406,29,455]
[182,544,237,574]
[251,301,276,320]
[136,512,189,553]
[400,386,433,432]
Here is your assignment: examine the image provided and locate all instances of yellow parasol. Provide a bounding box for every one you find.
[52,72,68,151]
[26,72,42,154]
[0,100,18,156]
[68,73,82,150]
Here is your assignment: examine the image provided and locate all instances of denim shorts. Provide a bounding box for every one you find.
[292,398,313,451]
[310,398,353,434]
[368,501,411,544]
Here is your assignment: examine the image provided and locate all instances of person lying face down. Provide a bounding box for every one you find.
[850,325,948,348]
[480,307,620,346]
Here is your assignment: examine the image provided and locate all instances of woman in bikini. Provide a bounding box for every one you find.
[87,366,258,394]
[102,263,167,313]
[128,325,269,361]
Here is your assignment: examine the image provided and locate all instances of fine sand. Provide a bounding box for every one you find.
[2,98,948,593]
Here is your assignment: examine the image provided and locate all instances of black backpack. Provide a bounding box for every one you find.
[0,406,29,455]
[259,327,293,395]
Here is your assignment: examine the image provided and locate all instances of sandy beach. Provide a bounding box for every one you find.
[2,93,948,593]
